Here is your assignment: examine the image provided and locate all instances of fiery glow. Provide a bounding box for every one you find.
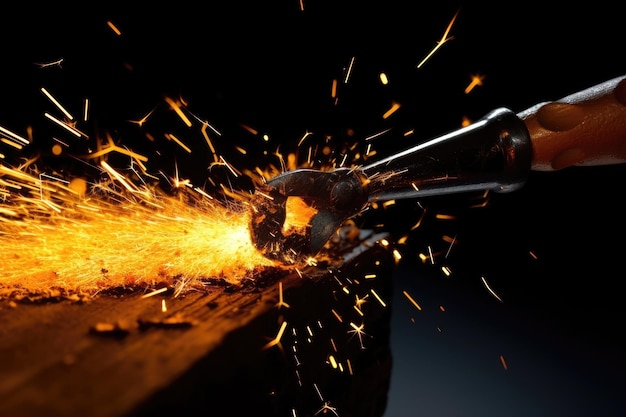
[0,166,278,295]
[285,196,318,230]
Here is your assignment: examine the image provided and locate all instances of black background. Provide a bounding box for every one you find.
[2,2,625,416]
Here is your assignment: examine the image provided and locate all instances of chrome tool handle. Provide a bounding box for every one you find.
[360,108,533,201]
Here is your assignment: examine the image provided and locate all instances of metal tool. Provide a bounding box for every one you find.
[249,75,626,264]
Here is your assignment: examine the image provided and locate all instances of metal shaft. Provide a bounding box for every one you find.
[360,108,533,201]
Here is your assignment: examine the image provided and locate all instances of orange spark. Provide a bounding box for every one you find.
[276,281,290,309]
[107,20,122,36]
[402,290,422,311]
[85,132,148,163]
[0,125,29,146]
[165,133,192,153]
[331,309,343,323]
[416,8,460,69]
[0,138,23,150]
[331,78,338,99]
[464,74,485,94]
[263,320,288,350]
[240,123,258,135]
[164,96,192,127]
[129,107,157,127]
[370,289,386,307]
[500,355,508,370]
[382,102,401,119]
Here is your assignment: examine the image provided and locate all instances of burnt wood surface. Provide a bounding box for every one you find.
[0,234,394,417]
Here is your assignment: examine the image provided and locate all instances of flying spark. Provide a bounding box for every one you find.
[416,8,461,69]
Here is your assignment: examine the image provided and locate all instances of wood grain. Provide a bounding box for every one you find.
[0,233,394,417]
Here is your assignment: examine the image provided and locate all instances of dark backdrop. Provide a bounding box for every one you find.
[2,3,624,416]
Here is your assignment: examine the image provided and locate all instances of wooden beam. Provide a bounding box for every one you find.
[0,232,394,416]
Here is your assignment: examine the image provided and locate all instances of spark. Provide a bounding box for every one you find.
[41,87,75,121]
[328,354,338,369]
[481,275,504,303]
[0,122,29,145]
[128,107,158,127]
[107,20,122,36]
[382,102,401,119]
[315,402,339,416]
[240,123,258,136]
[379,72,389,85]
[444,234,457,258]
[410,210,426,230]
[34,58,64,69]
[370,289,386,307]
[348,321,368,349]
[500,355,508,370]
[313,385,339,417]
[141,287,169,299]
[331,79,338,100]
[355,294,368,309]
[364,128,392,141]
[276,281,290,309]
[343,56,355,84]
[402,290,422,311]
[296,130,313,147]
[263,320,288,351]
[416,8,460,69]
[161,299,167,312]
[464,74,485,94]
[44,112,85,138]
[164,96,192,127]
[83,98,89,122]
[165,133,192,153]
[84,132,148,162]
[217,156,241,177]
